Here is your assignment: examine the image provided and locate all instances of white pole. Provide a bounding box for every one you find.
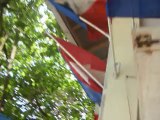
[79,16,111,41]
[46,32,104,89]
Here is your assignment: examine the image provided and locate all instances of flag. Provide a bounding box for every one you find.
[52,35,106,104]
[47,0,109,41]
[94,104,100,120]
[47,0,86,28]
[107,0,160,18]
[94,114,98,120]
[80,0,109,40]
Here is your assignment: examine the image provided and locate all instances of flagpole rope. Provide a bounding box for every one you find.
[46,32,104,89]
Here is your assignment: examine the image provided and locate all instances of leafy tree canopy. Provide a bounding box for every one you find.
[0,0,94,119]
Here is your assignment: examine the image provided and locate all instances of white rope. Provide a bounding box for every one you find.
[46,32,104,89]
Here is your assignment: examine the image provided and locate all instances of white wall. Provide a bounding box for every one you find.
[100,18,138,120]
[141,19,160,27]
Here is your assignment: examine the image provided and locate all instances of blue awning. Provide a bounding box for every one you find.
[107,0,160,18]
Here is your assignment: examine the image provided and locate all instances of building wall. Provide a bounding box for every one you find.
[100,18,138,120]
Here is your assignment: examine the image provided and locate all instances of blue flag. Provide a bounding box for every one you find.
[77,78,102,104]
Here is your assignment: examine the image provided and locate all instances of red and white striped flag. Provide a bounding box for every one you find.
[49,34,106,104]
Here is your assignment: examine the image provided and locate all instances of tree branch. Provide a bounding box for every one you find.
[0,16,18,110]
[35,98,48,117]
[0,0,9,57]
[0,35,8,52]
[0,44,17,112]
[0,0,10,36]
[0,4,4,37]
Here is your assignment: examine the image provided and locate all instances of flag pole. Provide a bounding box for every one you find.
[46,32,104,89]
[79,17,111,41]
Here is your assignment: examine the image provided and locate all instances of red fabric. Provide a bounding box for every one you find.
[81,0,108,41]
[52,35,106,92]
[94,114,99,120]
[55,36,106,71]
[61,50,102,93]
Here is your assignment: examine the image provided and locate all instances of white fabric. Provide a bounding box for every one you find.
[84,64,105,84]
[70,62,105,85]
[70,62,90,84]
[95,104,100,115]
[55,0,95,14]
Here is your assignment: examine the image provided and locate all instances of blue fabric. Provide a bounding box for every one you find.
[49,0,160,19]
[67,69,102,104]
[0,113,11,120]
[78,80,102,105]
[70,71,102,105]
[107,0,160,18]
[48,0,86,28]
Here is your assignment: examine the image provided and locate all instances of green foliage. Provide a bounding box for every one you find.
[0,0,94,119]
